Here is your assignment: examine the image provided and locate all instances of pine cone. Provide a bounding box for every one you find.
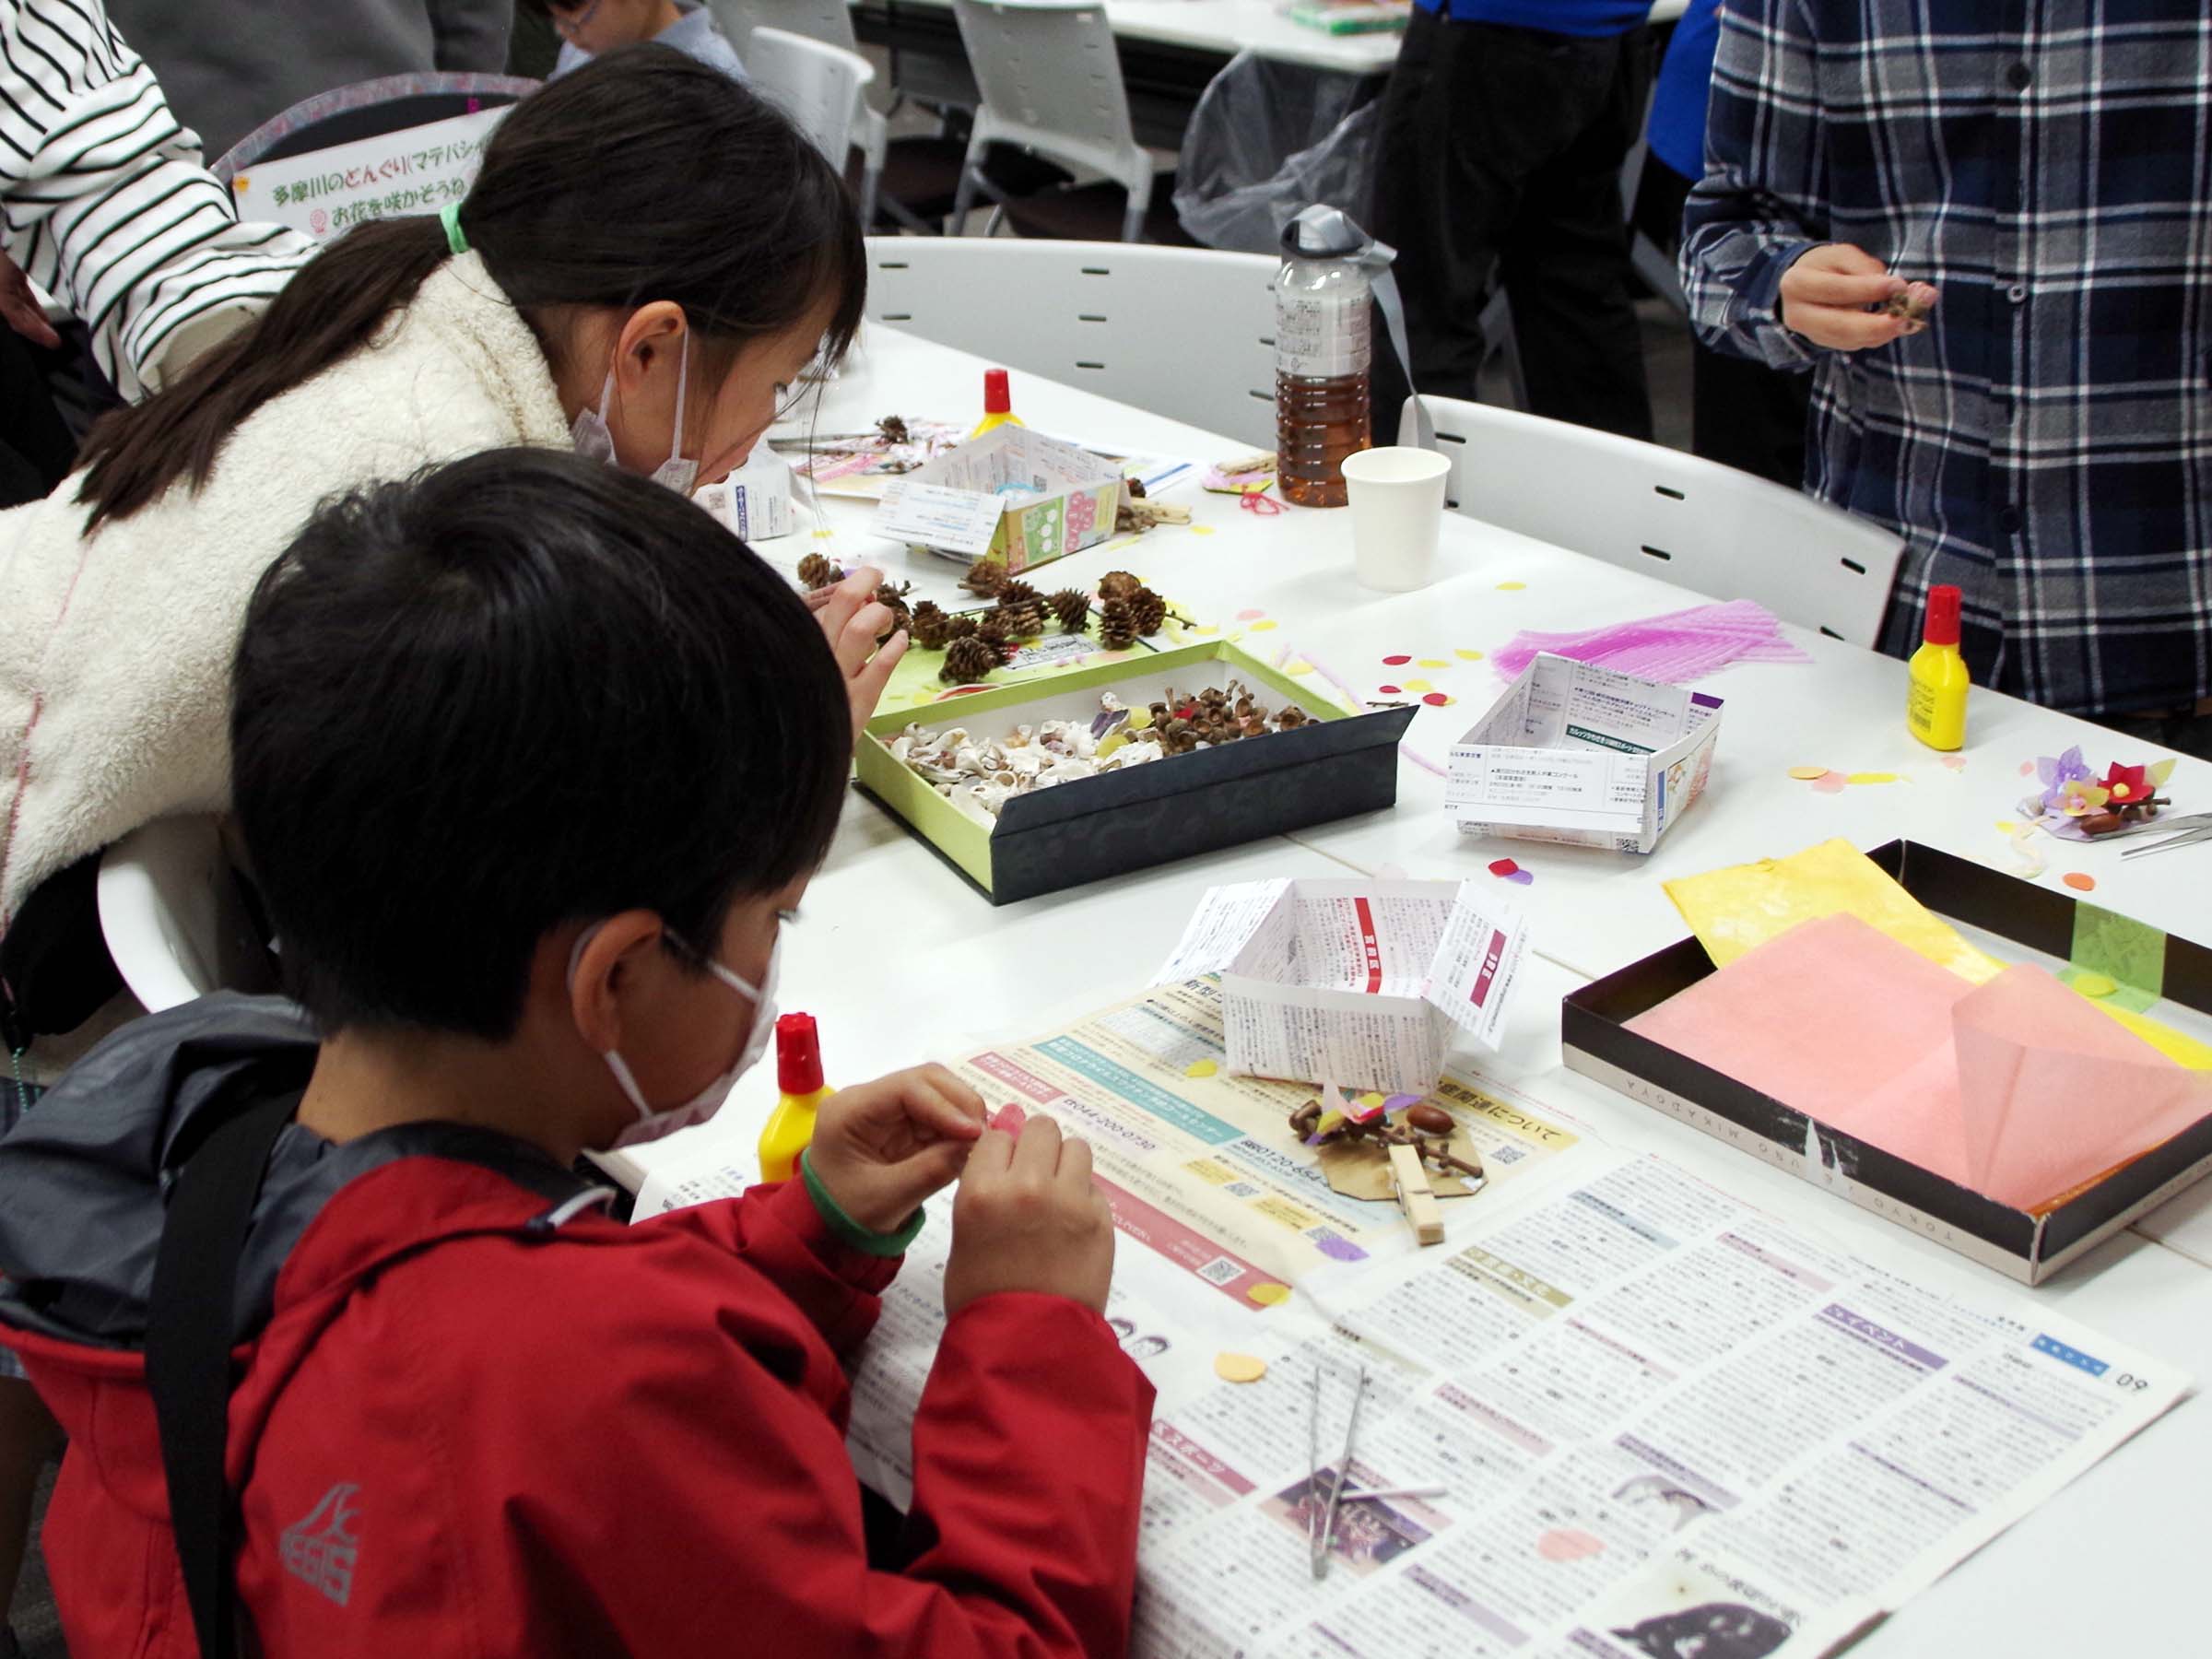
[1098,598,1137,651]
[875,592,912,645]
[796,552,840,591]
[1049,588,1090,633]
[908,600,954,650]
[960,558,1009,597]
[941,635,998,685]
[1127,587,1167,638]
[996,596,1046,640]
[943,613,980,642]
[1098,570,1144,602]
[975,610,1015,648]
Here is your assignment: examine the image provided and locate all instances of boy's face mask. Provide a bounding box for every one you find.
[571,332,699,495]
[568,923,781,1148]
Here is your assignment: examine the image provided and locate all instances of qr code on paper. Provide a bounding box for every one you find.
[1195,1257,1242,1287]
[1223,1182,1261,1199]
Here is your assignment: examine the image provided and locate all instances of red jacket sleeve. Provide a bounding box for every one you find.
[645,1177,900,1356]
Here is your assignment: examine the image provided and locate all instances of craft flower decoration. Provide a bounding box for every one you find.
[2056,780,2110,817]
[2035,747,2093,813]
[2023,749,2179,837]
[2099,762,2149,804]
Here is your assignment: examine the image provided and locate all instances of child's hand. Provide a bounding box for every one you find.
[807,1065,985,1235]
[1778,243,1914,351]
[814,566,909,739]
[945,1113,1116,1317]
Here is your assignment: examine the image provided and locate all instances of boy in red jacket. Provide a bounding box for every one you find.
[0,450,1152,1656]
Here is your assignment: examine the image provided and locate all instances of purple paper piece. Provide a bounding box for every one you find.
[1490,600,1812,686]
[1505,868,1535,886]
[1314,1234,1368,1263]
[1382,1093,1424,1112]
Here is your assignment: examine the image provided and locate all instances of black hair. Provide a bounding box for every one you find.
[76,46,865,530]
[230,449,853,1040]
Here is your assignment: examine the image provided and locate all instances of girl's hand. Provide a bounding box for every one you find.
[806,1065,986,1235]
[1778,243,1913,351]
[0,253,60,350]
[813,566,908,739]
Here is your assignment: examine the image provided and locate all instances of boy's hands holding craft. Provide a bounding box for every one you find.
[945,1106,1118,1317]
[805,1064,986,1233]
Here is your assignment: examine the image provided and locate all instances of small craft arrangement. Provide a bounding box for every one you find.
[2020,745,2185,845]
[771,413,963,500]
[1564,835,2212,1281]
[1288,1088,1488,1247]
[854,645,1418,903]
[1444,653,1722,853]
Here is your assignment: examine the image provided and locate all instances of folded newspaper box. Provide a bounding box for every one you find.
[1152,877,1531,1096]
[1445,653,1721,854]
[869,425,1124,575]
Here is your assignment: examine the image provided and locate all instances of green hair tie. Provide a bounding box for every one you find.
[439,200,468,255]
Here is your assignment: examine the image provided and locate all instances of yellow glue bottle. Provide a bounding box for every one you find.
[1906,582,1971,750]
[968,368,1023,440]
[757,1012,832,1184]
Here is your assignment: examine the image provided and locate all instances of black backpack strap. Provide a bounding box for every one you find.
[145,1093,296,1658]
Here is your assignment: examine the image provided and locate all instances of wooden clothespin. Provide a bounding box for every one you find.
[1387,1143,1445,1246]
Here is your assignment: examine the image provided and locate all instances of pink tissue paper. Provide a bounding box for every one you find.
[1492,599,1810,685]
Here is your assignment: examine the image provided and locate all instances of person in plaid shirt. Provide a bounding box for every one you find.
[1680,2,2212,754]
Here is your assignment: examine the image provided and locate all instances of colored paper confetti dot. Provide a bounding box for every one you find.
[1417,658,1450,669]
[1497,581,1526,591]
[1379,684,1402,695]
[1382,653,1413,665]
[1940,755,1968,771]
[1507,869,1535,886]
[1194,624,1219,635]
[1183,1058,1218,1078]
[1287,661,1315,676]
[1537,1529,1606,1563]
[991,1102,1026,1135]
[1250,618,1278,631]
[1811,771,1848,794]
[810,528,834,538]
[2074,972,2118,998]
[1246,1281,1292,1307]
[1402,678,1434,693]
[2063,872,2098,892]
[1236,607,1267,621]
[1994,819,2018,834]
[1787,766,1830,781]
[1189,524,1216,536]
[1455,648,1485,661]
[1847,771,1900,785]
[1422,692,1454,707]
[2018,759,2036,776]
[1213,1352,1268,1384]
[1488,858,1520,877]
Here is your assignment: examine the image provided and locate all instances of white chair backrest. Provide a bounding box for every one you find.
[866,237,1278,448]
[746,27,875,168]
[1418,395,1903,645]
[97,817,276,1014]
[949,0,1149,202]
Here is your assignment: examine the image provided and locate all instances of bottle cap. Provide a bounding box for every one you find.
[776,1012,823,1094]
[1923,583,1961,647]
[982,368,1011,415]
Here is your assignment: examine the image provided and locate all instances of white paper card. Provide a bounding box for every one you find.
[872,480,1005,556]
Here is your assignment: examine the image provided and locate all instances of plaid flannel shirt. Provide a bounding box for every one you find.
[1680,2,2212,719]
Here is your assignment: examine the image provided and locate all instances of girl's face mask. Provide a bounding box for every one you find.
[571,334,698,495]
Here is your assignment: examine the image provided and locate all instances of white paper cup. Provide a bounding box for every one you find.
[1341,446,1450,593]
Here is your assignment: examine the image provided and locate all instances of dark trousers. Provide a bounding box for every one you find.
[1371,13,1653,440]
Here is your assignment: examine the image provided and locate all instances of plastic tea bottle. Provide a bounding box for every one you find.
[757,1012,834,1184]
[1906,582,1971,750]
[1275,214,1373,508]
[968,368,1024,441]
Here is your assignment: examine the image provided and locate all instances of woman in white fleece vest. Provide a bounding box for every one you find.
[0,46,900,970]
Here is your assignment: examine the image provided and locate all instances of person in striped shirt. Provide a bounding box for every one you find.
[0,0,312,406]
[1681,2,2212,753]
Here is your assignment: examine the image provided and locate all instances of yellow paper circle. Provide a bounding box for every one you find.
[1401,678,1433,693]
[1847,771,1900,785]
[1213,1352,1268,1383]
[1496,581,1526,591]
[1455,648,1485,661]
[1190,524,1216,536]
[1183,1058,1218,1078]
[1250,619,1278,631]
[1246,1281,1292,1306]
[1787,766,1830,781]
[1417,658,1449,668]
[2073,972,2118,998]
[1287,661,1316,676]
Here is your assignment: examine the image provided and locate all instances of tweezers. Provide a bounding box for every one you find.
[2120,817,2212,859]
[1310,1366,1369,1581]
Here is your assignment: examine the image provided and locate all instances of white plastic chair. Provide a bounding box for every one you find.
[947,0,1156,243]
[711,1,897,229]
[96,817,278,1014]
[1416,395,1903,645]
[746,28,881,223]
[865,236,1277,447]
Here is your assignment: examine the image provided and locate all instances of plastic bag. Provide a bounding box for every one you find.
[1172,52,1382,254]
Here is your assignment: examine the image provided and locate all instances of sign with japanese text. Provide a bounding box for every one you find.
[228,107,508,241]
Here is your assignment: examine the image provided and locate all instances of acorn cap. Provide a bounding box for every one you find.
[776,1012,824,1094]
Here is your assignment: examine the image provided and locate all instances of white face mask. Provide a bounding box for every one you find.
[570,335,699,495]
[569,923,781,1148]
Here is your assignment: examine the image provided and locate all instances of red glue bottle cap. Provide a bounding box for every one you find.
[982,368,1012,415]
[1923,583,1961,647]
[776,1012,823,1094]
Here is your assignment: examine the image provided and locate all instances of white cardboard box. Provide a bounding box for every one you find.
[696,451,794,542]
[1152,877,1531,1096]
[1445,653,1722,854]
[869,425,1124,574]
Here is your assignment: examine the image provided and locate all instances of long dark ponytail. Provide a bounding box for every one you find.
[74,46,867,530]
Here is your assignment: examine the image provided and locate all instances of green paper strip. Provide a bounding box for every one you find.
[2070,901,2167,1006]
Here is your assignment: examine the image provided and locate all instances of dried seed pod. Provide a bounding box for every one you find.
[1277,706,1309,730]
[1098,570,1145,602]
[1406,1103,1453,1136]
[1127,587,1167,637]
[796,552,840,592]
[877,413,910,444]
[1098,597,1138,651]
[960,558,1009,597]
[1126,475,1148,500]
[1288,1100,1324,1138]
[940,635,998,685]
[1049,588,1091,633]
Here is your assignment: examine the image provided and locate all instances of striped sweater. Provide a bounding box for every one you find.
[1,0,312,398]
